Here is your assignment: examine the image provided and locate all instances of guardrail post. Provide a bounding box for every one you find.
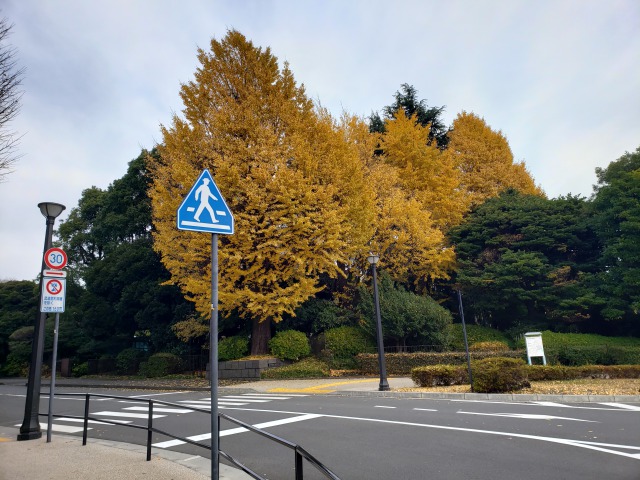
[147,400,153,461]
[82,394,90,445]
[295,448,303,480]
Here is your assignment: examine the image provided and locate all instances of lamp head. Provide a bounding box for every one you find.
[38,202,66,219]
[367,253,380,265]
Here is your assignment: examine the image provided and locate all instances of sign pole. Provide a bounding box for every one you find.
[457,290,474,392]
[47,312,60,442]
[211,233,219,480]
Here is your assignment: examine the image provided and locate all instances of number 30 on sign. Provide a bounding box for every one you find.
[44,247,67,270]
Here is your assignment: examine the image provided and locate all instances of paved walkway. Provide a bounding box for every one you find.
[1,376,639,479]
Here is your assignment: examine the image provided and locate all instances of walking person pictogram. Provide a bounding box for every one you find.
[177,169,234,234]
[194,178,219,223]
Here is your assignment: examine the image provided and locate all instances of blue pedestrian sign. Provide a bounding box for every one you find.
[177,169,234,234]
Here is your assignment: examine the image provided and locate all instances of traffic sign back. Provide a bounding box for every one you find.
[177,169,234,234]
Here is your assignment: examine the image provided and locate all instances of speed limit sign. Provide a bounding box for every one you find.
[44,247,67,270]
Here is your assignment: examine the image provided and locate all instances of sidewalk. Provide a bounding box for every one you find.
[1,376,639,479]
[0,426,249,480]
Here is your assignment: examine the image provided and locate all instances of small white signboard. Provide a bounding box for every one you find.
[524,332,546,365]
[40,276,66,313]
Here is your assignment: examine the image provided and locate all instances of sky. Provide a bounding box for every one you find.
[1,0,639,282]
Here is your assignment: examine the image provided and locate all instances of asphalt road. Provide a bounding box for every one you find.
[1,384,639,479]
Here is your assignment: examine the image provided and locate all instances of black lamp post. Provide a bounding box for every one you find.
[18,202,65,441]
[367,254,390,391]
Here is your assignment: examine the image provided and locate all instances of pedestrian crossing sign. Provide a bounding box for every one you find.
[177,169,234,234]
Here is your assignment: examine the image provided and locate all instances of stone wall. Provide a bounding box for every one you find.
[215,358,286,379]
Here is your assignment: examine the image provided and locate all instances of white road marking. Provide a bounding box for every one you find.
[218,406,640,461]
[91,411,166,419]
[232,395,295,400]
[599,403,640,411]
[124,406,194,413]
[216,397,271,403]
[55,417,132,425]
[152,413,322,449]
[242,393,308,397]
[413,408,438,412]
[374,406,396,409]
[457,411,598,422]
[127,391,190,398]
[533,401,635,411]
[16,423,90,434]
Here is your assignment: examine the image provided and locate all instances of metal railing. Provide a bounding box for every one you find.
[41,392,340,480]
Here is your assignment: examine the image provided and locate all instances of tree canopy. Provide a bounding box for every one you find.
[57,150,193,356]
[150,30,375,353]
[0,16,24,181]
[446,111,543,208]
[590,147,640,333]
[370,84,449,148]
[450,189,601,332]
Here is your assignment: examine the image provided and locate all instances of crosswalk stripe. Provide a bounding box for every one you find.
[91,411,166,419]
[240,393,308,397]
[232,395,294,400]
[216,397,271,403]
[16,423,89,434]
[152,413,322,449]
[55,417,132,425]
[124,406,193,414]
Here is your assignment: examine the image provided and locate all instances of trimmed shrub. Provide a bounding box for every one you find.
[218,336,249,361]
[269,330,311,361]
[116,348,146,375]
[472,357,530,393]
[411,365,468,387]
[324,326,373,358]
[469,341,511,352]
[261,358,329,379]
[72,362,89,378]
[139,353,183,377]
[356,350,526,375]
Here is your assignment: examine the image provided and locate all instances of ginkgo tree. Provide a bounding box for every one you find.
[446,111,543,207]
[149,30,373,354]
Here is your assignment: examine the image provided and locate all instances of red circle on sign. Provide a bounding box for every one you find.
[45,279,63,295]
[44,248,67,270]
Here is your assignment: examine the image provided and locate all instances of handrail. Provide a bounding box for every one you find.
[40,391,340,479]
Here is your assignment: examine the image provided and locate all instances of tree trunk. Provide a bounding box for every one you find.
[251,318,272,355]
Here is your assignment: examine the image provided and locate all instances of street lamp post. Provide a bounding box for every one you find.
[18,202,65,441]
[367,254,390,391]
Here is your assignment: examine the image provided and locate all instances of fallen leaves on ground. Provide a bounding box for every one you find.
[399,378,640,395]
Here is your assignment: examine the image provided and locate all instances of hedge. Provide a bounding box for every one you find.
[527,364,640,381]
[411,365,468,387]
[544,345,640,366]
[261,358,330,379]
[139,353,183,377]
[357,350,526,375]
[412,363,640,387]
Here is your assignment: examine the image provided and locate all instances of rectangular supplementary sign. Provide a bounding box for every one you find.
[40,277,66,313]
